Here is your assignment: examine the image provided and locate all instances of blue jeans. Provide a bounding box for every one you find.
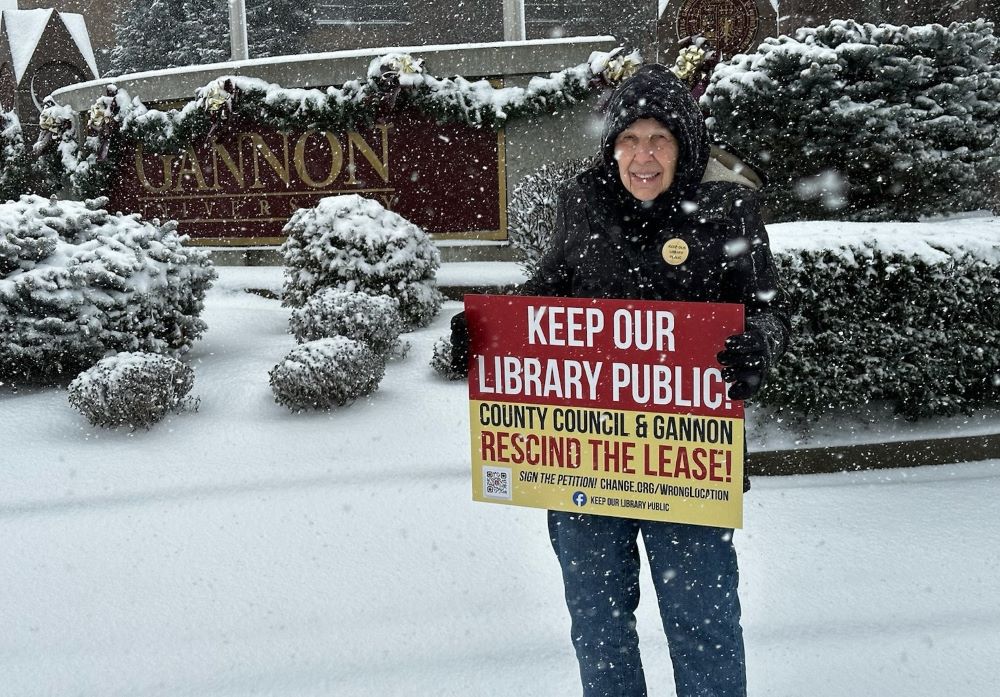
[548,511,747,697]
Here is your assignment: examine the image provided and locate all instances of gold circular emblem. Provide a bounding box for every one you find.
[675,0,761,59]
[662,238,690,265]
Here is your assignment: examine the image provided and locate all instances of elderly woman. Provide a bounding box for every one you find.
[454,63,789,697]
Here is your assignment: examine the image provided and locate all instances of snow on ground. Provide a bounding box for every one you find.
[1,269,998,696]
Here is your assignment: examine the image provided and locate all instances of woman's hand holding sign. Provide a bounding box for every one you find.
[716,328,769,401]
[450,311,470,377]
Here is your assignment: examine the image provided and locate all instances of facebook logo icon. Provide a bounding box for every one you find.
[572,491,588,507]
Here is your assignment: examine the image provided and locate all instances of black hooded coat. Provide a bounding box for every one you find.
[521,64,789,367]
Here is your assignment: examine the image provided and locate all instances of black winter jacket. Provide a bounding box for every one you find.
[458,65,790,491]
[517,162,788,494]
[520,166,790,363]
[522,63,789,372]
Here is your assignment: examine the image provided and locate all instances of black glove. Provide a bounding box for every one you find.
[717,328,769,401]
[450,312,470,377]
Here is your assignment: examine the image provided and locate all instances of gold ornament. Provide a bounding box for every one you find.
[395,54,423,75]
[38,111,66,135]
[88,102,108,129]
[671,46,707,82]
[603,49,642,85]
[379,53,424,78]
[202,82,230,115]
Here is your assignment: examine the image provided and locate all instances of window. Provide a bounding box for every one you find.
[526,0,604,35]
[314,2,410,26]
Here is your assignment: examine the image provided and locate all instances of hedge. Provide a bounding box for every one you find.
[761,221,1000,420]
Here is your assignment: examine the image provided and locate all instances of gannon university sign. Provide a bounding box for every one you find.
[107,111,506,245]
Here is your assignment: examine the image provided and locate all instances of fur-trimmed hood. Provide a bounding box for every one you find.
[702,145,765,191]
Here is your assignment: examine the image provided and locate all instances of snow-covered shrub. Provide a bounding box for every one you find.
[430,334,465,381]
[761,228,1000,420]
[280,194,442,328]
[0,111,63,201]
[270,337,386,411]
[705,20,1000,221]
[68,352,196,429]
[508,157,594,275]
[0,196,216,383]
[0,111,30,202]
[288,288,407,357]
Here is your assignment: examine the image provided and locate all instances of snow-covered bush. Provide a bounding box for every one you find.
[508,157,595,275]
[280,195,442,328]
[269,337,386,411]
[705,20,1000,221]
[0,196,216,383]
[68,352,197,429]
[0,111,63,201]
[430,335,465,381]
[0,111,30,201]
[761,227,1000,420]
[288,288,407,357]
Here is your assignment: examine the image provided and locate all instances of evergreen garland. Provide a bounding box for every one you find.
[45,48,640,200]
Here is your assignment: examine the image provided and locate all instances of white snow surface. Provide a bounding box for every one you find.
[769,214,1000,263]
[53,35,617,95]
[1,264,998,696]
[1,8,51,82]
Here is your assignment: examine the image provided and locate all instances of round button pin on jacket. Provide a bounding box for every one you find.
[662,238,689,265]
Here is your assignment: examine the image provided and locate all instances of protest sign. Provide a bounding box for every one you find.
[467,294,745,528]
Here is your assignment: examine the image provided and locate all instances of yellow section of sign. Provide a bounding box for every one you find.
[470,400,744,528]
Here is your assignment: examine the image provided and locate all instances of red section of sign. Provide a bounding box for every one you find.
[465,295,744,419]
[106,109,503,242]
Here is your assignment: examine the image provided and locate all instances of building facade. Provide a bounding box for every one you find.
[18,0,1000,78]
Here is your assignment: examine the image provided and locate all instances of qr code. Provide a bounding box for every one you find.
[483,466,512,500]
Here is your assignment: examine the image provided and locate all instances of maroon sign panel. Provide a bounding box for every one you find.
[466,295,745,419]
[106,110,505,244]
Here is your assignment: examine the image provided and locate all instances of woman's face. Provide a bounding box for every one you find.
[613,118,680,201]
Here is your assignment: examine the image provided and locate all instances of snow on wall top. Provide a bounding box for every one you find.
[769,216,1000,265]
[59,13,99,79]
[52,35,616,96]
[2,8,52,82]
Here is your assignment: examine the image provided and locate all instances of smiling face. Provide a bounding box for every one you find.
[613,118,680,201]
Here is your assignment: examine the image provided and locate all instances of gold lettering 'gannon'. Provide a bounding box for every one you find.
[135,124,393,193]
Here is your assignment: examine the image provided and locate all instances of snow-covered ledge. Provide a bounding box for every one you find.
[50,36,618,111]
